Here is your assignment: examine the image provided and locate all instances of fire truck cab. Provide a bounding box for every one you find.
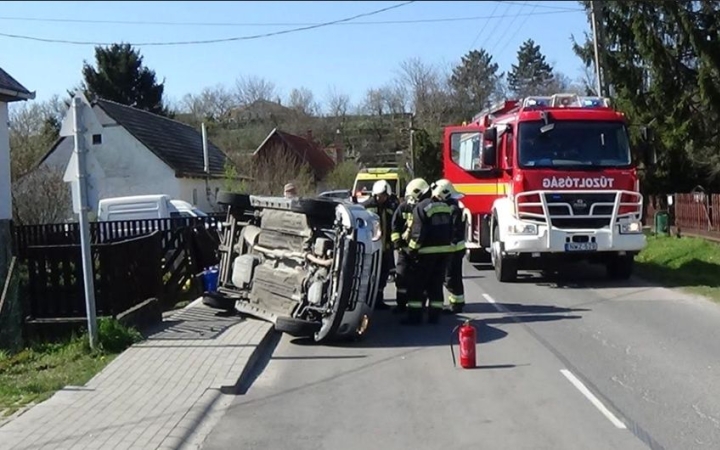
[443,93,652,282]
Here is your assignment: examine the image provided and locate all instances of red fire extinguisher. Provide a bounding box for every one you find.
[450,319,477,369]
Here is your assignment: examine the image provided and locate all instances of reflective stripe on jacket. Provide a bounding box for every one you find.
[407,198,455,254]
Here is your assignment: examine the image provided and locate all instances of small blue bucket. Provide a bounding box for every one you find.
[202,266,219,293]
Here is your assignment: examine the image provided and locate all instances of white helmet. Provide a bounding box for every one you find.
[405,178,429,204]
[431,178,463,201]
[372,179,392,196]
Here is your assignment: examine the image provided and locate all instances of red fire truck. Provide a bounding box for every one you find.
[443,93,654,282]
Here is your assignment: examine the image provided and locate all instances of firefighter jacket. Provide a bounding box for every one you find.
[390,200,415,250]
[446,198,466,252]
[364,194,399,251]
[407,197,455,255]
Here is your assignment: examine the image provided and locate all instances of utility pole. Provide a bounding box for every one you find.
[408,113,415,174]
[72,97,98,349]
[590,0,604,97]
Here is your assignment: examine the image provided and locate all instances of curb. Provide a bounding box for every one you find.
[220,323,280,395]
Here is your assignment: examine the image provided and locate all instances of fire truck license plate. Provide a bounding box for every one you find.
[564,242,598,252]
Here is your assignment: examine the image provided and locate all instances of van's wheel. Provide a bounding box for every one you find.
[293,198,338,218]
[606,254,634,280]
[492,223,517,282]
[217,192,251,209]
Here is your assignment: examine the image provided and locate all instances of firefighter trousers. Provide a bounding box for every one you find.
[406,253,449,323]
[394,250,410,309]
[376,249,395,305]
[444,250,465,310]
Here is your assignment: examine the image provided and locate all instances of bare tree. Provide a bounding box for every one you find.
[287,87,320,116]
[181,84,237,120]
[234,75,278,106]
[397,57,452,126]
[324,86,350,117]
[9,98,63,181]
[12,166,71,225]
[246,148,316,196]
[361,83,408,116]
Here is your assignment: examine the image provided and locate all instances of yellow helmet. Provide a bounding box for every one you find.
[405,178,429,203]
[431,178,464,201]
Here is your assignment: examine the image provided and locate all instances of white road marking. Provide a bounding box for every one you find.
[482,293,496,304]
[560,369,627,429]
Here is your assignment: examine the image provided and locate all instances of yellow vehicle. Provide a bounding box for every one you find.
[352,167,404,203]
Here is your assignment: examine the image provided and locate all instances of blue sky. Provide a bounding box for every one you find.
[1,1,591,109]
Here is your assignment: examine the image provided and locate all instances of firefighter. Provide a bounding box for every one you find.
[403,182,455,325]
[390,178,430,314]
[363,179,399,310]
[431,179,466,314]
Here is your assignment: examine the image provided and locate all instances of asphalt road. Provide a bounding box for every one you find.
[200,260,720,450]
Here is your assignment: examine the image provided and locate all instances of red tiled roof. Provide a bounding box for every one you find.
[256,129,336,179]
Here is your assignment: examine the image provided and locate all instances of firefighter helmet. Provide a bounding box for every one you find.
[372,179,392,196]
[431,178,464,201]
[405,178,429,203]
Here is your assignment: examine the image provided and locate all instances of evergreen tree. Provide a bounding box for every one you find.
[81,43,168,116]
[572,1,720,192]
[449,48,503,119]
[507,39,555,98]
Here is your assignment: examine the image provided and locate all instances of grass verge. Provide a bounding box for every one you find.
[0,318,143,417]
[635,234,720,301]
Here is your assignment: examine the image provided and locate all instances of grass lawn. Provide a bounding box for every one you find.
[0,319,142,417]
[635,234,720,301]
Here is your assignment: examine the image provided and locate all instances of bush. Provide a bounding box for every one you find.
[96,318,143,354]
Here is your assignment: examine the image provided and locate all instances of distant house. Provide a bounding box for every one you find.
[253,128,337,187]
[38,96,240,214]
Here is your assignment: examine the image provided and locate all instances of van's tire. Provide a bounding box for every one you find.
[275,316,322,337]
[202,293,236,311]
[217,192,251,209]
[293,198,338,218]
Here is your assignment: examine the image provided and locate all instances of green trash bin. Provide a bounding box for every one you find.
[654,210,669,235]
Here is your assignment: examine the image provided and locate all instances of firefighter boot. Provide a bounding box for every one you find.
[400,304,423,326]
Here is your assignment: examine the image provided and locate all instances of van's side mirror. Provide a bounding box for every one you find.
[482,128,497,167]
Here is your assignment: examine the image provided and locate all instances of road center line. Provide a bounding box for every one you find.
[560,369,627,429]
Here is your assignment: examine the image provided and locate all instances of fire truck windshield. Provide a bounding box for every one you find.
[517,120,632,169]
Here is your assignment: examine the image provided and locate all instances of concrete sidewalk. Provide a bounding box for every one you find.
[0,303,275,450]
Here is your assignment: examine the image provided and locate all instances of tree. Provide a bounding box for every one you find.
[235,75,278,106]
[8,98,71,224]
[507,39,556,98]
[324,160,359,190]
[324,86,351,117]
[181,84,237,122]
[81,43,168,115]
[412,129,442,183]
[572,1,720,192]
[288,87,320,116]
[449,48,503,118]
[397,58,452,127]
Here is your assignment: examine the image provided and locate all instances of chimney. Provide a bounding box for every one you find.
[333,129,344,163]
[202,122,209,174]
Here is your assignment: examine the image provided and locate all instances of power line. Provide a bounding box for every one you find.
[0,1,418,46]
[474,2,510,52]
[489,1,531,57]
[468,2,500,51]
[494,2,539,56]
[0,9,582,28]
[491,1,580,11]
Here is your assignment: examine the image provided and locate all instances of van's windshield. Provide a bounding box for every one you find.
[517,120,632,169]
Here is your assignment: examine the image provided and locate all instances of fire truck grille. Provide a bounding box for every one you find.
[543,193,616,230]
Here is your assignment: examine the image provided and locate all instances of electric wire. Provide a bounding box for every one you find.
[489,1,531,58]
[468,2,500,51]
[494,2,540,56]
[0,1,418,46]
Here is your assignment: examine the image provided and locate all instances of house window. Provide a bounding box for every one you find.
[92,134,102,145]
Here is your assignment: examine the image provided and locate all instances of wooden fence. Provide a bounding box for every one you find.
[25,232,163,319]
[11,216,224,319]
[644,193,720,239]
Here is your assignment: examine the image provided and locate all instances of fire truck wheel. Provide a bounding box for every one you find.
[492,224,517,282]
[606,254,634,280]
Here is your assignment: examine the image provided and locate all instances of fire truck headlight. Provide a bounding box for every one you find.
[507,223,538,235]
[619,221,643,234]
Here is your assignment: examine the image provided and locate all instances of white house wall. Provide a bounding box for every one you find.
[177,177,227,212]
[41,121,181,215]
